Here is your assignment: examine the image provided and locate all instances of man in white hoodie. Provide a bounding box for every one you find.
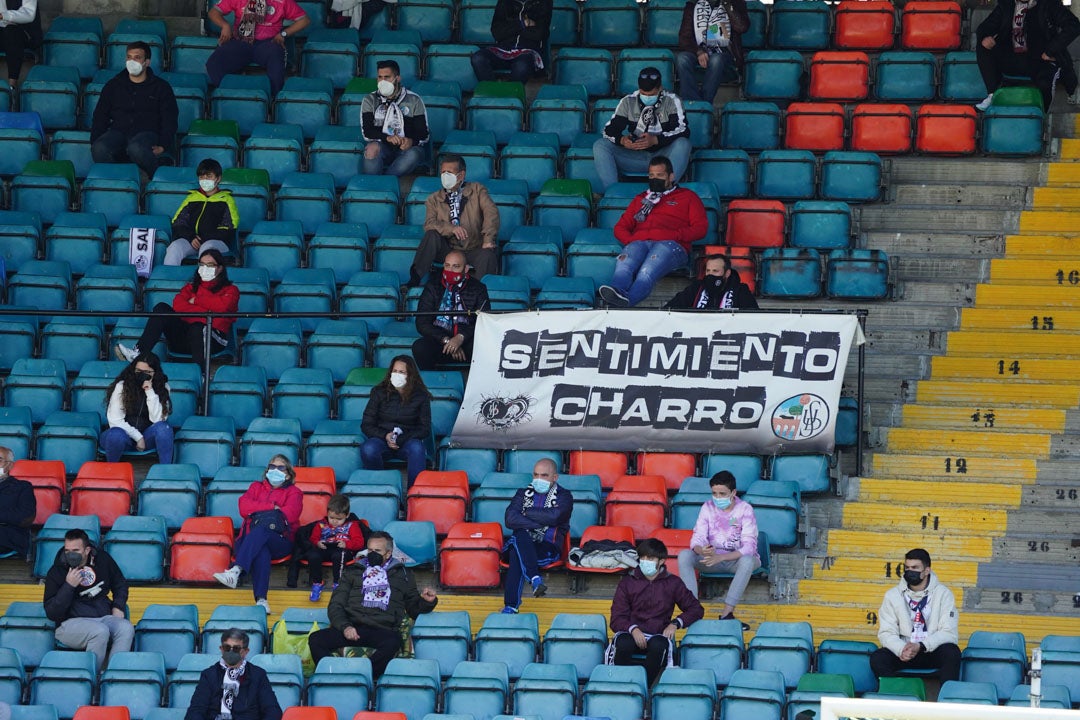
[870,548,962,683]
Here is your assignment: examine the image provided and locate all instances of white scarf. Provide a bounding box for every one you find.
[521,484,559,542]
[361,561,391,610]
[376,89,406,137]
[694,0,731,49]
[218,659,247,720]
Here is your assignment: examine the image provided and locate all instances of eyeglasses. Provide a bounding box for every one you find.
[640,71,661,81]
[268,463,287,471]
[220,644,246,653]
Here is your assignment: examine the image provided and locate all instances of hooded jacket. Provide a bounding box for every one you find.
[877,571,959,655]
[489,0,552,52]
[665,269,758,309]
[327,556,438,632]
[43,545,129,623]
[171,189,240,249]
[90,68,178,145]
[610,565,704,635]
[977,0,1079,94]
[184,660,282,720]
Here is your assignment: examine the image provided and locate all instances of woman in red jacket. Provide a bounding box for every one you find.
[115,248,240,363]
[214,454,305,615]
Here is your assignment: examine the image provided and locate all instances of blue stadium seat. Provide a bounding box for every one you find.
[243,123,304,187]
[272,267,336,333]
[701,454,763,493]
[375,658,442,720]
[582,0,641,47]
[271,367,335,434]
[134,604,200,674]
[0,601,56,670]
[756,150,816,200]
[145,166,197,217]
[541,614,608,682]
[181,119,240,169]
[475,612,540,681]
[743,480,800,548]
[960,631,1027,701]
[42,17,102,80]
[684,100,715,150]
[175,415,236,479]
[205,366,266,433]
[769,1,831,50]
[166,654,219,708]
[720,669,786,720]
[743,50,804,101]
[770,454,831,494]
[0,646,25,706]
[820,151,882,202]
[305,419,366,485]
[690,149,750,199]
[229,266,272,333]
[343,469,403,530]
[307,657,374,719]
[501,227,560,291]
[1006,684,1072,709]
[170,35,218,75]
[99,650,167,720]
[425,45,480,93]
[486,177,529,241]
[243,219,305,283]
[239,417,302,468]
[554,48,614,98]
[566,228,622,286]
[720,101,781,151]
[248,653,305,709]
[372,228,424,287]
[218,167,270,235]
[158,71,209,136]
[274,76,334,141]
[760,247,822,298]
[340,175,401,238]
[33,514,101,572]
[81,164,140,227]
[439,128,497,181]
[615,48,674,96]
[307,318,369,384]
[308,221,370,286]
[412,611,473,680]
[582,664,649,720]
[75,264,136,328]
[339,270,400,336]
[941,51,986,101]
[50,130,94,180]
[0,210,41,273]
[275,171,337,235]
[678,618,746,687]
[28,651,97,719]
[790,201,852,250]
[826,248,890,299]
[816,639,878,695]
[875,51,937,101]
[205,466,262,526]
[982,106,1045,156]
[440,447,499,489]
[500,137,560,195]
[0,405,34,460]
[211,74,271,138]
[747,622,814,690]
[310,126,365,190]
[201,606,268,655]
[528,95,587,150]
[44,211,107,275]
[0,112,45,178]
[300,28,361,90]
[513,662,579,720]
[9,259,71,312]
[535,276,596,310]
[644,0,686,46]
[362,32,422,85]
[404,176,441,225]
[21,66,80,131]
[6,358,67,425]
[138,465,202,532]
[651,668,717,720]
[383,520,438,567]
[241,317,303,384]
[444,661,509,720]
[459,0,500,43]
[11,160,76,219]
[938,680,999,705]
[471,472,526,531]
[533,179,593,245]
[397,0,455,41]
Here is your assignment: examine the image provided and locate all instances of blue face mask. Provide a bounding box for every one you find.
[638,559,659,576]
[713,496,732,510]
[639,93,659,106]
[531,479,552,494]
[266,469,287,486]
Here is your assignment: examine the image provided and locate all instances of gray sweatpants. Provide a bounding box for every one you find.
[677,549,761,605]
[54,615,134,671]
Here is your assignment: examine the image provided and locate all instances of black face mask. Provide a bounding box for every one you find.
[705,275,727,290]
[64,551,84,569]
[222,651,243,667]
[647,177,668,193]
[135,372,153,385]
[367,550,384,567]
[903,569,925,587]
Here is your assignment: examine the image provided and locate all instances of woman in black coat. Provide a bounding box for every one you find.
[360,355,432,487]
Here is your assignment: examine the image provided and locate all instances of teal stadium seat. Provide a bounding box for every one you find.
[875,51,937,101]
[272,267,336,333]
[475,612,540,681]
[721,669,787,720]
[541,614,608,681]
[341,175,401,239]
[444,661,509,720]
[103,515,168,582]
[310,126,364,190]
[301,28,360,90]
[528,89,587,149]
[0,307,37,373]
[500,135,560,195]
[982,106,1045,156]
[339,270,400,336]
[167,654,219,708]
[769,1,831,50]
[941,51,987,101]
[425,45,480,93]
[375,658,442,720]
[0,112,45,178]
[211,74,271,138]
[248,653,305,708]
[743,480,801,548]
[372,230,424,288]
[138,465,203,531]
[720,101,781,151]
[651,668,717,720]
[554,48,614,98]
[174,415,236,479]
[535,276,596,310]
[362,31,422,85]
[343,469,403,530]
[581,0,641,47]
[50,130,94,180]
[756,150,816,200]
[239,417,302,467]
[160,70,209,136]
[6,358,67,425]
[678,618,746,687]
[99,651,167,720]
[786,673,855,720]
[271,367,335,434]
[274,76,334,141]
[826,248,890,299]
[820,151,882,202]
[471,472,528,531]
[243,220,304,283]
[771,453,832,494]
[305,420,366,484]
[201,605,269,655]
[243,123,304,187]
[170,35,218,75]
[937,680,999,705]
[21,66,80,131]
[959,630,1027,701]
[181,119,240,169]
[46,211,108,275]
[309,222,370,285]
[760,248,823,299]
[790,201,853,250]
[581,664,649,720]
[397,0,455,42]
[307,657,374,719]
[0,601,56,670]
[307,318,370,384]
[440,447,499,489]
[747,621,815,690]
[411,610,473,679]
[275,172,337,236]
[383,519,438,567]
[0,646,25,706]
[816,639,878,695]
[220,167,271,234]
[0,210,41,272]
[513,662,580,720]
[43,17,103,80]
[615,48,675,97]
[11,160,76,219]
[28,651,97,720]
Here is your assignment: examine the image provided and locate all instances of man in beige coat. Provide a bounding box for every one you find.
[409,153,500,284]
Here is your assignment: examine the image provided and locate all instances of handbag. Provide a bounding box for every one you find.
[249,509,288,535]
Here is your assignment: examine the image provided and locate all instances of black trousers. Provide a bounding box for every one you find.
[308,625,401,678]
[976,42,1059,108]
[0,21,42,81]
[613,632,670,687]
[303,545,350,585]
[411,334,473,370]
[869,643,962,683]
[138,302,226,360]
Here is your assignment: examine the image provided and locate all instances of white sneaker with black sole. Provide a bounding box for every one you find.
[114,343,139,362]
[975,94,993,111]
[213,566,240,589]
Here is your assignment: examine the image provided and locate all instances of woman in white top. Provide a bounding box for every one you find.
[100,351,174,463]
[0,0,42,89]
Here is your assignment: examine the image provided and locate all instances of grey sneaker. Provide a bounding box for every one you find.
[213,566,240,589]
[975,94,993,112]
[598,285,629,307]
[114,343,139,362]
[256,598,272,615]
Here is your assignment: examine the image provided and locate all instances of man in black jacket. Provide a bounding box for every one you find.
[665,254,758,310]
[307,531,438,678]
[975,0,1080,111]
[470,0,552,83]
[90,40,178,180]
[412,250,490,370]
[185,629,282,720]
[42,529,133,672]
[0,446,35,560]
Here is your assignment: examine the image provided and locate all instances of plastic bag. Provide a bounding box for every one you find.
[272,620,319,676]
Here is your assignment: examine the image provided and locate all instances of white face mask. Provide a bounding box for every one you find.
[126,59,145,76]
[198,265,218,282]
[377,80,396,97]
[440,172,459,191]
[390,372,407,389]
[199,178,217,193]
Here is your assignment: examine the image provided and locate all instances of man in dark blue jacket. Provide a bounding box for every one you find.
[501,458,573,613]
[0,446,35,559]
[90,40,178,179]
[185,629,282,720]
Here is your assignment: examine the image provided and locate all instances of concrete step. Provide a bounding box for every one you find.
[799,578,968,606]
[859,206,1019,234]
[884,426,1051,458]
[871,453,1038,482]
[944,329,1080,357]
[894,256,989,284]
[863,328,944,353]
[800,555,980,584]
[978,561,1080,594]
[931,355,1080,384]
[1019,210,1080,235]
[896,404,1067,434]
[860,304,959,332]
[965,586,1080,615]
[990,258,1080,285]
[864,232,1004,259]
[857,477,1023,507]
[914,379,1080,407]
[993,534,1080,564]
[889,183,1028,208]
[888,157,1045,187]
[894,281,977,306]
[1022,483,1080,507]
[976,283,1080,308]
[842,501,1008,536]
[960,307,1080,333]
[1004,235,1080,257]
[827,528,995,561]
[1031,186,1080,209]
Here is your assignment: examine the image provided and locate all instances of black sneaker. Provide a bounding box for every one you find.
[599,285,629,307]
[720,613,750,631]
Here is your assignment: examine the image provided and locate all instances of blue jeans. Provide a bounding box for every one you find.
[609,240,689,306]
[235,524,294,601]
[91,129,161,178]
[100,421,174,464]
[676,49,733,103]
[592,136,692,192]
[363,140,425,176]
[361,436,427,487]
[503,529,561,609]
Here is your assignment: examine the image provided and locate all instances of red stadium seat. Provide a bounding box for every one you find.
[604,475,668,540]
[74,708,130,720]
[834,0,896,50]
[725,200,786,249]
[406,470,470,535]
[901,1,961,50]
[12,459,67,524]
[283,708,338,720]
[702,245,757,294]
[293,466,337,527]
[916,104,977,155]
[809,52,870,101]
[651,528,693,576]
[785,102,846,152]
[635,452,698,494]
[439,522,504,588]
[569,524,637,589]
[68,461,135,528]
[852,103,913,154]
[169,515,235,583]
[569,450,630,493]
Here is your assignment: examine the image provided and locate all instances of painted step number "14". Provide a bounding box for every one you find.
[998,360,1020,375]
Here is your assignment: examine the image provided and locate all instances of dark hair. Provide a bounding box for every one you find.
[709,471,737,492]
[905,548,931,567]
[649,156,674,174]
[327,494,350,515]
[376,59,400,76]
[196,158,222,178]
[190,248,232,292]
[702,254,730,272]
[64,529,91,544]
[105,351,173,419]
[637,538,668,561]
[440,154,466,173]
[368,530,394,549]
[266,454,296,485]
[220,628,250,648]
[378,354,429,404]
[126,41,152,60]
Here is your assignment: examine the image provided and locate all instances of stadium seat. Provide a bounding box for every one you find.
[362,34,422,85]
[568,450,629,493]
[827,248,890,299]
[555,48,614,98]
[409,611,471,681]
[170,35,218,75]
[375,658,441,720]
[406,470,470,535]
[651,668,717,720]
[743,0,768,48]
[724,200,785,249]
[513,662,579,720]
[719,101,781,151]
[815,639,878,695]
[0,408,34,479]
[644,0,688,46]
[306,318,369,385]
[941,52,987,101]
[784,102,845,152]
[45,211,106,275]
[581,0,641,47]
[671,477,711,529]
[175,416,236,479]
[615,48,674,97]
[534,276,596,310]
[443,661,508,720]
[303,420,363,486]
[834,0,896,50]
[790,201,852,250]
[1006,684,1072,709]
[21,66,79,131]
[678,618,746,687]
[340,175,400,239]
[582,664,649,720]
[10,459,64,524]
[480,273,532,311]
[201,606,268,655]
[634,452,697,494]
[959,630,1027,701]
[243,123,303,188]
[743,480,801,547]
[786,673,855,720]
[5,357,67,425]
[274,77,334,141]
[502,229,561,291]
[532,179,593,245]
[0,601,56,670]
[211,75,271,138]
[539,614,608,683]
[875,51,937,102]
[160,71,208,135]
[756,150,816,200]
[74,264,137,325]
[820,151,882,202]
[937,680,998,705]
[99,652,166,720]
[423,45,479,93]
[475,612,540,681]
[851,103,913,154]
[343,470,403,531]
[181,119,240,169]
[771,454,831,494]
[383,520,438,567]
[310,127,364,191]
[102,514,166,582]
[134,603,200,673]
[248,653,304,709]
[466,93,525,147]
[166,654,219,708]
[169,516,234,583]
[300,29,360,90]
[768,1,830,50]
[759,248,823,299]
[207,366,266,433]
[0,112,44,178]
[901,1,961,50]
[307,657,374,720]
[272,268,336,334]
[43,17,103,79]
[0,646,25,706]
[242,317,303,382]
[29,651,98,719]
[439,522,503,589]
[439,129,497,182]
[742,50,804,101]
[239,417,302,468]
[275,171,337,236]
[982,106,1045,156]
[692,149,750,200]
[308,222,369,286]
[747,622,815,690]
[0,210,41,273]
[499,138,559,196]
[569,524,636,591]
[809,52,870,101]
[371,319,421,367]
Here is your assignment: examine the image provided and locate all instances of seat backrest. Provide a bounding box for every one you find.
[578,524,635,546]
[611,474,667,498]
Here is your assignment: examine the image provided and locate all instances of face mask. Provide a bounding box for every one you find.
[199,178,217,194]
[135,372,153,385]
[440,172,459,191]
[198,265,218,282]
[903,569,925,586]
[640,93,659,106]
[126,60,145,76]
[221,650,243,667]
[266,469,287,486]
[366,550,384,566]
[531,479,552,494]
[648,177,668,193]
[706,274,727,290]
[713,496,732,510]
[377,80,396,97]
[390,372,407,389]
[442,269,466,287]
[638,559,659,577]
[64,551,84,569]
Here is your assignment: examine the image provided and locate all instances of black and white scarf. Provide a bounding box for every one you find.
[361,559,392,610]
[904,589,930,643]
[522,484,559,543]
[694,0,732,49]
[695,276,733,309]
[237,0,267,43]
[633,184,678,223]
[218,659,247,719]
[376,89,406,137]
[633,98,660,139]
[446,185,464,226]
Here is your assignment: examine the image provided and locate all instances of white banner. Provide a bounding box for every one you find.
[450,310,864,454]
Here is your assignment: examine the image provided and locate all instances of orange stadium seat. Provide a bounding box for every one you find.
[169,515,235,583]
[293,466,337,527]
[569,450,629,493]
[702,245,757,294]
[73,708,130,720]
[916,104,977,155]
[834,0,896,50]
[808,52,870,101]
[725,200,786,249]
[851,103,913,154]
[570,524,637,591]
[354,713,407,720]
[604,475,668,540]
[901,1,961,50]
[12,459,67,524]
[439,521,504,588]
[68,461,134,528]
[406,470,470,535]
[652,528,693,576]
[784,102,846,152]
[636,452,699,494]
[283,708,338,720]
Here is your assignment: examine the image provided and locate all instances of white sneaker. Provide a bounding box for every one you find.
[975,94,993,111]
[213,566,240,589]
[256,598,272,615]
[114,343,139,362]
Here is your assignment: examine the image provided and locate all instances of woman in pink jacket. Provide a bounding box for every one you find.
[214,454,304,614]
